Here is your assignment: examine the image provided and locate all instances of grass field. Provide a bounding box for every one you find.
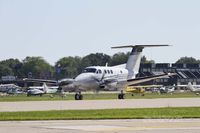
[0,92,199,102]
[0,107,200,120]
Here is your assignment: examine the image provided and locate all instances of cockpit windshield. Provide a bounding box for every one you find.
[82,68,97,73]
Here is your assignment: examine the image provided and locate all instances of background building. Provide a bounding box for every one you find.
[139,63,200,86]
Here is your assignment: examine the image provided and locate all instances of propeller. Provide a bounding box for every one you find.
[100,70,106,83]
[92,69,106,91]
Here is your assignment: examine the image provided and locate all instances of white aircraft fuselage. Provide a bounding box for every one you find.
[73,66,128,91]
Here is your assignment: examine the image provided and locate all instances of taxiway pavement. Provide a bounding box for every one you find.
[0,98,200,112]
[1,119,200,133]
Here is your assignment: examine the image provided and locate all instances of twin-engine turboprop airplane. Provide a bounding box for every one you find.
[24,45,175,100]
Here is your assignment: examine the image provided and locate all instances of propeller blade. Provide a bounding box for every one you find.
[100,69,106,81]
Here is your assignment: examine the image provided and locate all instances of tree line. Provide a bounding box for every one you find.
[0,52,199,79]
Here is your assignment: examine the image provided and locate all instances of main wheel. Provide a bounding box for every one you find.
[79,94,83,100]
[118,93,125,99]
[75,94,79,100]
[121,93,124,99]
[118,94,122,99]
[75,93,83,100]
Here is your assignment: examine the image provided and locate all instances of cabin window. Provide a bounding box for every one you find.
[110,70,113,74]
[83,68,97,73]
[98,69,102,74]
[107,70,110,74]
[104,70,107,74]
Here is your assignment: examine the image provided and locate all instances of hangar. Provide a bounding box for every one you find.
[139,63,200,86]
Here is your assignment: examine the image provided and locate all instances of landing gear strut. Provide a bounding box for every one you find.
[118,90,125,99]
[75,92,83,100]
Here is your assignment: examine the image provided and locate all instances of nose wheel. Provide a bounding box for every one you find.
[75,92,83,100]
[118,90,125,99]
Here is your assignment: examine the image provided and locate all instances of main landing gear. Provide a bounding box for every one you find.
[74,91,125,100]
[75,92,83,100]
[118,90,125,99]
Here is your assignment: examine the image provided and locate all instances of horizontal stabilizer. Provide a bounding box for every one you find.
[127,73,176,86]
[111,44,170,49]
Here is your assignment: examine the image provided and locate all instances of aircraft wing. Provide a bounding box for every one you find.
[29,86,44,89]
[176,85,187,87]
[58,78,75,86]
[48,86,59,89]
[23,78,57,84]
[127,85,163,88]
[23,78,74,86]
[127,73,176,86]
[176,84,200,88]
[103,77,118,83]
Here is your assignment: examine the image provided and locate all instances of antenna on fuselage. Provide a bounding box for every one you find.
[111,44,171,79]
[105,63,108,67]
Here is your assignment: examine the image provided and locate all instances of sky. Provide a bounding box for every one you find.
[0,0,200,65]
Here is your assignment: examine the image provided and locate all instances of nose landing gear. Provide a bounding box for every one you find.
[118,90,125,99]
[75,92,83,100]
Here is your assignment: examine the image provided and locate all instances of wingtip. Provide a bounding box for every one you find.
[167,73,176,76]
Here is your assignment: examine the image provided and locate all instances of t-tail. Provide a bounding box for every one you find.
[42,83,48,93]
[188,82,195,91]
[112,45,170,79]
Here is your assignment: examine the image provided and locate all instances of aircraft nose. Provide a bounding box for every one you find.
[74,73,94,87]
[75,74,84,81]
[75,74,85,83]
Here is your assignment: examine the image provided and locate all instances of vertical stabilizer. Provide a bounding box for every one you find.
[112,44,170,79]
[42,83,48,93]
[188,82,195,91]
[125,47,143,79]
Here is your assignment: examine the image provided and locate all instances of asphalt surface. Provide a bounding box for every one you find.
[1,119,200,133]
[1,98,200,112]
[1,98,200,133]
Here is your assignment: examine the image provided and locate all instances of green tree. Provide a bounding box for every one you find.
[110,52,129,66]
[0,64,13,77]
[55,56,81,78]
[0,59,22,77]
[80,53,111,70]
[175,57,200,64]
[22,56,53,79]
[141,56,155,64]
